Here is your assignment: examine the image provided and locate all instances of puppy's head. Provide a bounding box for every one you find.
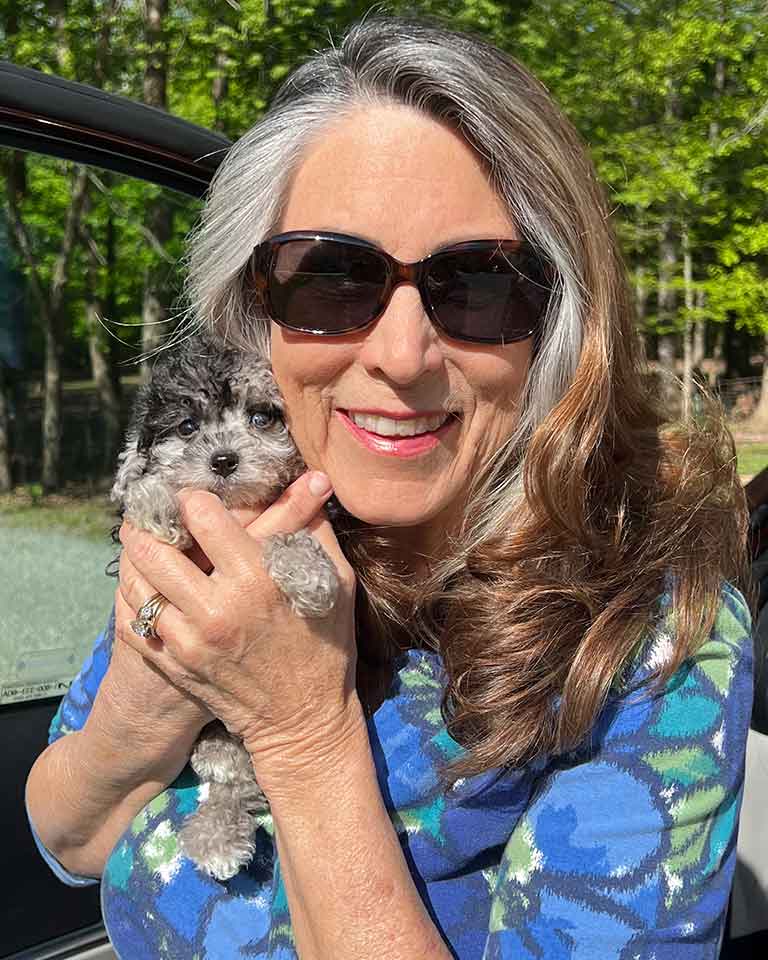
[111,334,304,509]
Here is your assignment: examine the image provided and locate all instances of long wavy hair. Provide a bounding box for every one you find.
[178,15,750,784]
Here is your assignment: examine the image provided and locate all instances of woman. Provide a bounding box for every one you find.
[26,15,753,959]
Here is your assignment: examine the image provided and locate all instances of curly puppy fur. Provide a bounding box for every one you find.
[111,334,340,880]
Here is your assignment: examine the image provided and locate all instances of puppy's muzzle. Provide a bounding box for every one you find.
[210,450,239,478]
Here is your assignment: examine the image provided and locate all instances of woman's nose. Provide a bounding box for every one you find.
[357,284,443,384]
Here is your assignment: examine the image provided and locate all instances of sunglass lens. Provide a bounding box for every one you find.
[426,246,551,343]
[270,239,387,333]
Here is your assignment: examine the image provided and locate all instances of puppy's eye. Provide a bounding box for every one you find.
[177,418,199,438]
[249,409,280,430]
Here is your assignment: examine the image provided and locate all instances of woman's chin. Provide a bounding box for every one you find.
[333,491,446,532]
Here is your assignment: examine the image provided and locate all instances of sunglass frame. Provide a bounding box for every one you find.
[247,230,554,345]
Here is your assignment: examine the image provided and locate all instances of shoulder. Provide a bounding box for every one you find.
[615,580,753,721]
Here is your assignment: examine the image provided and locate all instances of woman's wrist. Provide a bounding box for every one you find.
[244,691,369,803]
[84,675,203,791]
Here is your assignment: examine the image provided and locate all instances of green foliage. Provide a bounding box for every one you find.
[1,0,767,382]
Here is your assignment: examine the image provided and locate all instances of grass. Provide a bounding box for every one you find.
[736,443,768,479]
[0,497,117,705]
[0,487,117,541]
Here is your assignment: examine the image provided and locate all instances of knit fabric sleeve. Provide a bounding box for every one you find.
[482,582,754,959]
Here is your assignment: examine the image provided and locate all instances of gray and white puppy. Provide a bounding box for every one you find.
[111,332,340,881]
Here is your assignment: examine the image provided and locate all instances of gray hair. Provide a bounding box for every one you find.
[180,15,610,558]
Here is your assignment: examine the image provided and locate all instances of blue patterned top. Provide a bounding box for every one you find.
[29,583,753,959]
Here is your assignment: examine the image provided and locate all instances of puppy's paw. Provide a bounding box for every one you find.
[261,529,339,618]
[178,799,258,881]
[123,478,192,548]
[190,722,257,786]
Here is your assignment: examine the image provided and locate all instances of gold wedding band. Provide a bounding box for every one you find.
[130,591,169,641]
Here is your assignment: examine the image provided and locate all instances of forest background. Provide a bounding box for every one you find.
[1,0,767,500]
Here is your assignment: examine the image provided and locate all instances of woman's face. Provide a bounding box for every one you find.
[270,104,533,558]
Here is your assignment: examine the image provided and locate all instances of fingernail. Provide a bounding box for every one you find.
[308,471,332,497]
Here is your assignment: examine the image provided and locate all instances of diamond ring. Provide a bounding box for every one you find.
[130,592,169,641]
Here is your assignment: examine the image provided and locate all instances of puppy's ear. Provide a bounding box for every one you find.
[110,429,148,505]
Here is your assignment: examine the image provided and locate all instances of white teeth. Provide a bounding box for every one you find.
[348,411,450,437]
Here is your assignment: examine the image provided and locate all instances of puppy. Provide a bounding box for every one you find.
[111,332,339,880]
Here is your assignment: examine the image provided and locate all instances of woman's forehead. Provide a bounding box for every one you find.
[278,104,517,252]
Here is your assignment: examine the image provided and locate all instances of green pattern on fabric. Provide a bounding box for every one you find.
[140,820,180,875]
[391,793,446,842]
[104,840,133,891]
[643,746,719,786]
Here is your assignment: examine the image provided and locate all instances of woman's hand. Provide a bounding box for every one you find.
[111,588,215,733]
[116,471,360,783]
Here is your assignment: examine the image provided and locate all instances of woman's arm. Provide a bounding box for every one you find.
[26,601,213,880]
[26,673,207,878]
[257,697,455,960]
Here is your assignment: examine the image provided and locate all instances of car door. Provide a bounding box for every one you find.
[0,60,229,959]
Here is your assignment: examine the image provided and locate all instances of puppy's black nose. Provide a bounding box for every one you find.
[210,451,239,478]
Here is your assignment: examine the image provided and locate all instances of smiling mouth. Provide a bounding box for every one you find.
[335,409,461,459]
[339,410,461,438]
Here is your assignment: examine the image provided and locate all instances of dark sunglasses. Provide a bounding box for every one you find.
[247,230,554,345]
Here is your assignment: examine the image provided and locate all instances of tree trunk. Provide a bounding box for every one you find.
[635,262,648,328]
[693,297,706,369]
[692,39,726,384]
[140,0,173,378]
[212,48,229,134]
[82,215,122,483]
[0,0,20,491]
[657,217,679,415]
[0,363,11,492]
[79,1,122,482]
[752,333,768,427]
[682,221,694,417]
[104,203,122,402]
[41,165,89,491]
[41,323,62,492]
[656,74,683,416]
[49,0,68,73]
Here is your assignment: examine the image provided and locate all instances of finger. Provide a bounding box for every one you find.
[118,547,159,618]
[183,504,268,573]
[175,490,265,580]
[116,554,203,663]
[114,579,167,657]
[119,520,214,620]
[184,538,213,574]
[244,470,334,539]
[118,548,171,631]
[176,472,333,577]
[251,472,352,581]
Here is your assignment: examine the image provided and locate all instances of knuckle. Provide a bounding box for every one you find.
[131,534,163,569]
[181,490,221,527]
[200,602,231,640]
